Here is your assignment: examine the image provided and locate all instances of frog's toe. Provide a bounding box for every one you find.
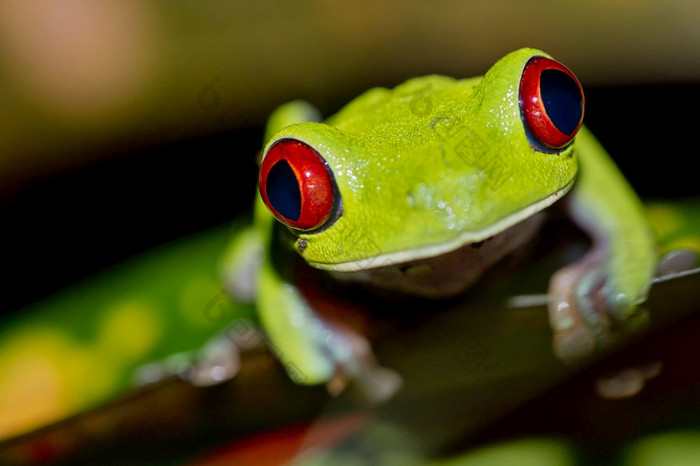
[552,323,596,364]
[656,248,699,276]
[354,366,404,403]
[594,361,662,399]
[133,322,266,388]
[549,253,652,365]
[548,257,632,363]
[185,336,242,387]
[548,261,602,363]
[186,321,267,386]
[325,360,403,402]
[314,321,401,401]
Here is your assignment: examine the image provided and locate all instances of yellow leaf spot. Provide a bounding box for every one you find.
[98,301,161,361]
[0,331,78,439]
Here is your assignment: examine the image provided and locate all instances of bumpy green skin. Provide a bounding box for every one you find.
[229,47,660,383]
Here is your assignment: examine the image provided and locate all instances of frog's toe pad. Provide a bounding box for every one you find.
[553,325,596,364]
[595,361,662,399]
[657,248,699,276]
[548,255,651,365]
[548,260,615,364]
[186,336,242,387]
[326,365,403,403]
[354,366,404,403]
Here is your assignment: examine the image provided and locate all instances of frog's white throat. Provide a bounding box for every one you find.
[312,181,573,273]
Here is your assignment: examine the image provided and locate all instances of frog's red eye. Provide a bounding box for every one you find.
[259,139,338,231]
[520,56,584,150]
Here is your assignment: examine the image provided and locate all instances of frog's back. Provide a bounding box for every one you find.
[325,75,483,143]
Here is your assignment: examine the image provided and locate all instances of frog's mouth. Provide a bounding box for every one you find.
[310,180,574,273]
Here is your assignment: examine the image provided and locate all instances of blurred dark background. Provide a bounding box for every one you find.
[1,0,699,314]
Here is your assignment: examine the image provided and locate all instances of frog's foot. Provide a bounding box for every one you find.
[656,248,699,277]
[547,250,650,364]
[183,335,243,386]
[133,319,265,388]
[595,361,662,399]
[319,321,403,403]
[548,255,603,363]
[186,319,266,386]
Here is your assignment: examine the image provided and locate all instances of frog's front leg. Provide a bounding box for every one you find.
[257,256,401,401]
[548,128,657,363]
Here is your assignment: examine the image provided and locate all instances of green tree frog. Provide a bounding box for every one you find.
[222,48,656,393]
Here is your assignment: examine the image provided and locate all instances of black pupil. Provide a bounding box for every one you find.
[540,69,582,136]
[266,160,301,221]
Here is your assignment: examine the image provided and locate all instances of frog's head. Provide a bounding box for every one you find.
[258,48,584,271]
